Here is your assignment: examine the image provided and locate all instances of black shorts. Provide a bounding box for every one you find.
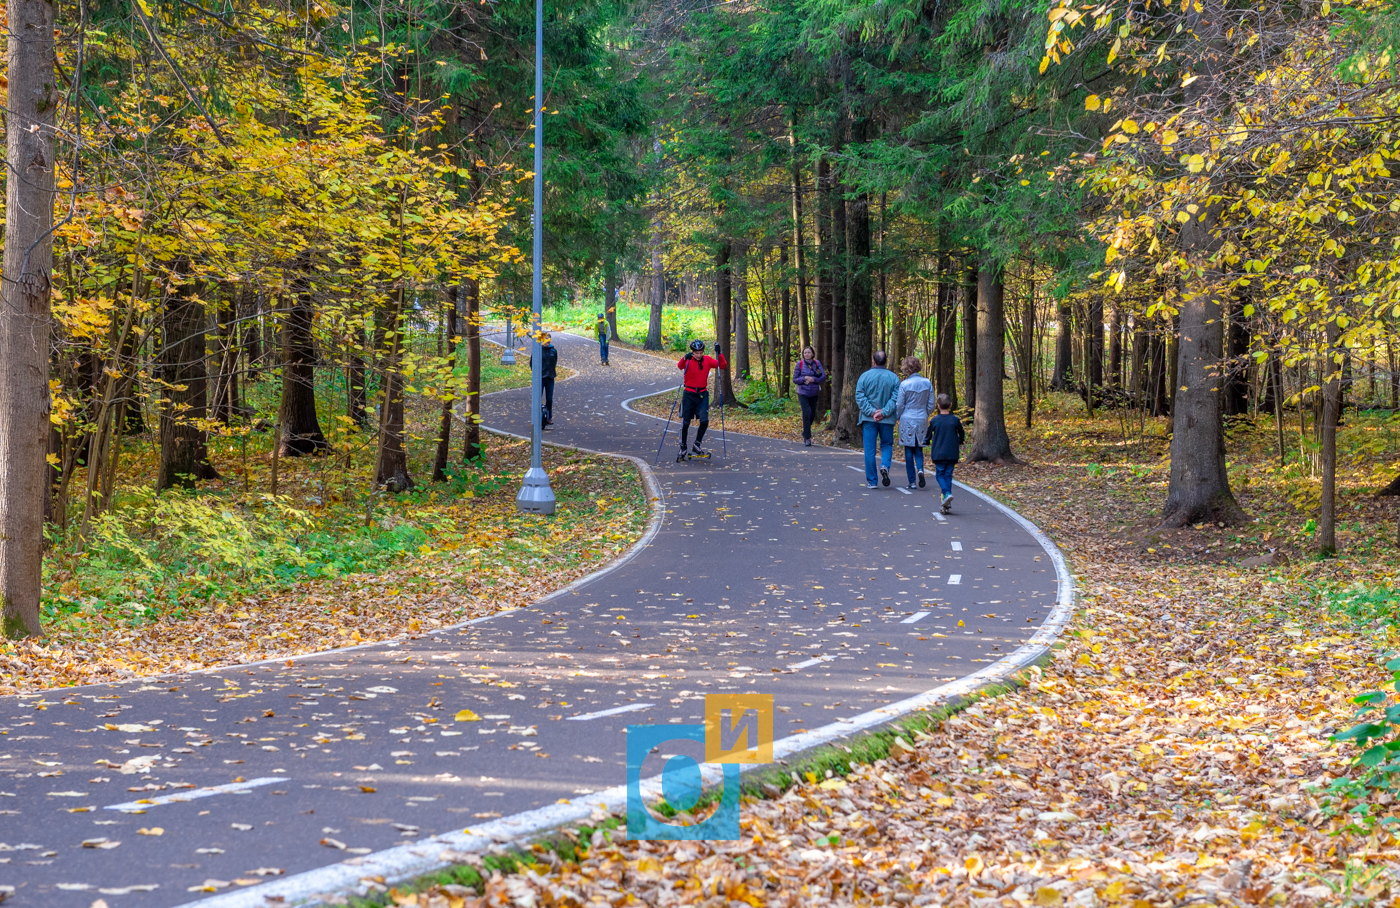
[680,389,710,423]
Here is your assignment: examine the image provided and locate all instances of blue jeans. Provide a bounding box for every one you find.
[599,339,609,363]
[904,446,924,485]
[933,461,956,496]
[863,421,894,486]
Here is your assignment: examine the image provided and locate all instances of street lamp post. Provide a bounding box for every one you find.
[501,305,516,365]
[515,0,556,515]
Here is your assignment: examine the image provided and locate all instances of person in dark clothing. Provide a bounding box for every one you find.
[676,339,728,461]
[792,345,826,446]
[539,335,558,427]
[927,393,965,513]
[596,314,610,365]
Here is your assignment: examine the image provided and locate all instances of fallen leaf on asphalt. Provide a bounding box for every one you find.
[321,838,347,850]
[136,827,163,836]
[81,838,120,849]
[454,709,481,722]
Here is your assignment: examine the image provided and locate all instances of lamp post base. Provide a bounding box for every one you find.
[501,347,516,365]
[515,466,556,515]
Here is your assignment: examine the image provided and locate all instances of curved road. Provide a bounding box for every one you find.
[0,332,1067,908]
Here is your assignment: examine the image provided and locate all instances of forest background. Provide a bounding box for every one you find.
[0,0,1398,674]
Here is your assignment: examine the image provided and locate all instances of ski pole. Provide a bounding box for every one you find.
[653,382,682,465]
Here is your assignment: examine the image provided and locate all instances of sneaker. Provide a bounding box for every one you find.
[866,484,879,490]
[941,493,953,514]
[907,483,917,490]
[917,471,926,488]
[803,438,812,447]
[676,447,688,463]
[880,467,890,487]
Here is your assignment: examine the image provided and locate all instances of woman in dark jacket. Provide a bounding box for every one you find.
[792,346,826,446]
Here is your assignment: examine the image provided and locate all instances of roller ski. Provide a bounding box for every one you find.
[688,445,712,460]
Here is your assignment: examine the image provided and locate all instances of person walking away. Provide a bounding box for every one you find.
[895,356,934,489]
[792,345,826,446]
[927,393,966,513]
[596,313,610,365]
[855,350,901,488]
[540,334,558,428]
[677,339,727,461]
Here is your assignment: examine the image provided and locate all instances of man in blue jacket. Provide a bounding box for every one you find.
[855,350,901,488]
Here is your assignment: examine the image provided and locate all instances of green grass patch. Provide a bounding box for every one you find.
[538,299,714,351]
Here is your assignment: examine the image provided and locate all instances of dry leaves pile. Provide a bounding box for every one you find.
[423,414,1400,907]
[0,441,647,695]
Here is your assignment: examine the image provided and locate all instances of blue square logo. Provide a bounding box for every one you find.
[625,723,741,840]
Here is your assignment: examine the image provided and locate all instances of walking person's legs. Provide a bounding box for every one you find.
[914,446,925,487]
[800,395,816,443]
[879,422,894,473]
[542,377,555,425]
[904,446,919,486]
[862,421,879,487]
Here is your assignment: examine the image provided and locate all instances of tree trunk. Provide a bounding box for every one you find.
[212,290,237,423]
[1160,210,1246,527]
[791,151,811,350]
[278,267,331,457]
[780,243,792,397]
[936,252,957,406]
[835,189,872,446]
[962,262,978,412]
[644,218,664,350]
[158,261,220,489]
[1319,320,1342,553]
[1051,300,1073,391]
[242,286,262,382]
[715,241,738,404]
[375,285,414,492]
[734,255,751,378]
[347,326,369,428]
[1224,301,1251,417]
[827,185,847,430]
[0,0,56,638]
[462,276,483,460]
[433,288,459,482]
[1108,306,1122,389]
[604,258,620,341]
[967,265,1016,463]
[1024,281,1035,429]
[815,157,833,418]
[1087,298,1104,398]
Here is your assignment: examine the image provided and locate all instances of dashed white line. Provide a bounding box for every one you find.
[948,575,962,585]
[104,777,282,812]
[788,655,835,670]
[901,611,929,624]
[934,513,947,523]
[951,541,963,551]
[896,487,911,495]
[565,703,655,721]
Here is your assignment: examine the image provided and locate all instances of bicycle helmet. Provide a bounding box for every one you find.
[689,339,705,353]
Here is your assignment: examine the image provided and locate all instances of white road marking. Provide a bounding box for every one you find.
[565,703,655,721]
[104,777,282,812]
[846,465,863,473]
[901,612,929,624]
[934,513,947,523]
[896,487,911,495]
[788,655,835,670]
[948,575,962,585]
[951,541,963,551]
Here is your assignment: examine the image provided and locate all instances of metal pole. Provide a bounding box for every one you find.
[516,0,555,515]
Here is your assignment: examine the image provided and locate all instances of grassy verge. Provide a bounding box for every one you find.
[541,300,714,352]
[7,357,636,693]
[354,387,1400,908]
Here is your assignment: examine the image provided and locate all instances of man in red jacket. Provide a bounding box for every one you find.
[676,339,727,461]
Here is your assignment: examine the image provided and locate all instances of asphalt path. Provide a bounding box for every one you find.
[0,332,1064,907]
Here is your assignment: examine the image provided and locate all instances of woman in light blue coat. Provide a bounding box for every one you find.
[894,356,935,489]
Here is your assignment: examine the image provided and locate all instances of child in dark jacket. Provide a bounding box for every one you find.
[926,393,965,513]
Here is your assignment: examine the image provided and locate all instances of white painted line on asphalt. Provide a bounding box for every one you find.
[846,465,863,472]
[948,575,962,585]
[896,487,911,495]
[951,541,963,551]
[901,612,929,624]
[788,655,834,670]
[934,513,947,523]
[104,777,282,812]
[564,703,655,722]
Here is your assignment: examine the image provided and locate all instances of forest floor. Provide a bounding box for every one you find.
[392,391,1400,908]
[1,357,643,695]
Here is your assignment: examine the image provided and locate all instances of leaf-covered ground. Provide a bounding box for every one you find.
[6,353,643,694]
[394,395,1400,908]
